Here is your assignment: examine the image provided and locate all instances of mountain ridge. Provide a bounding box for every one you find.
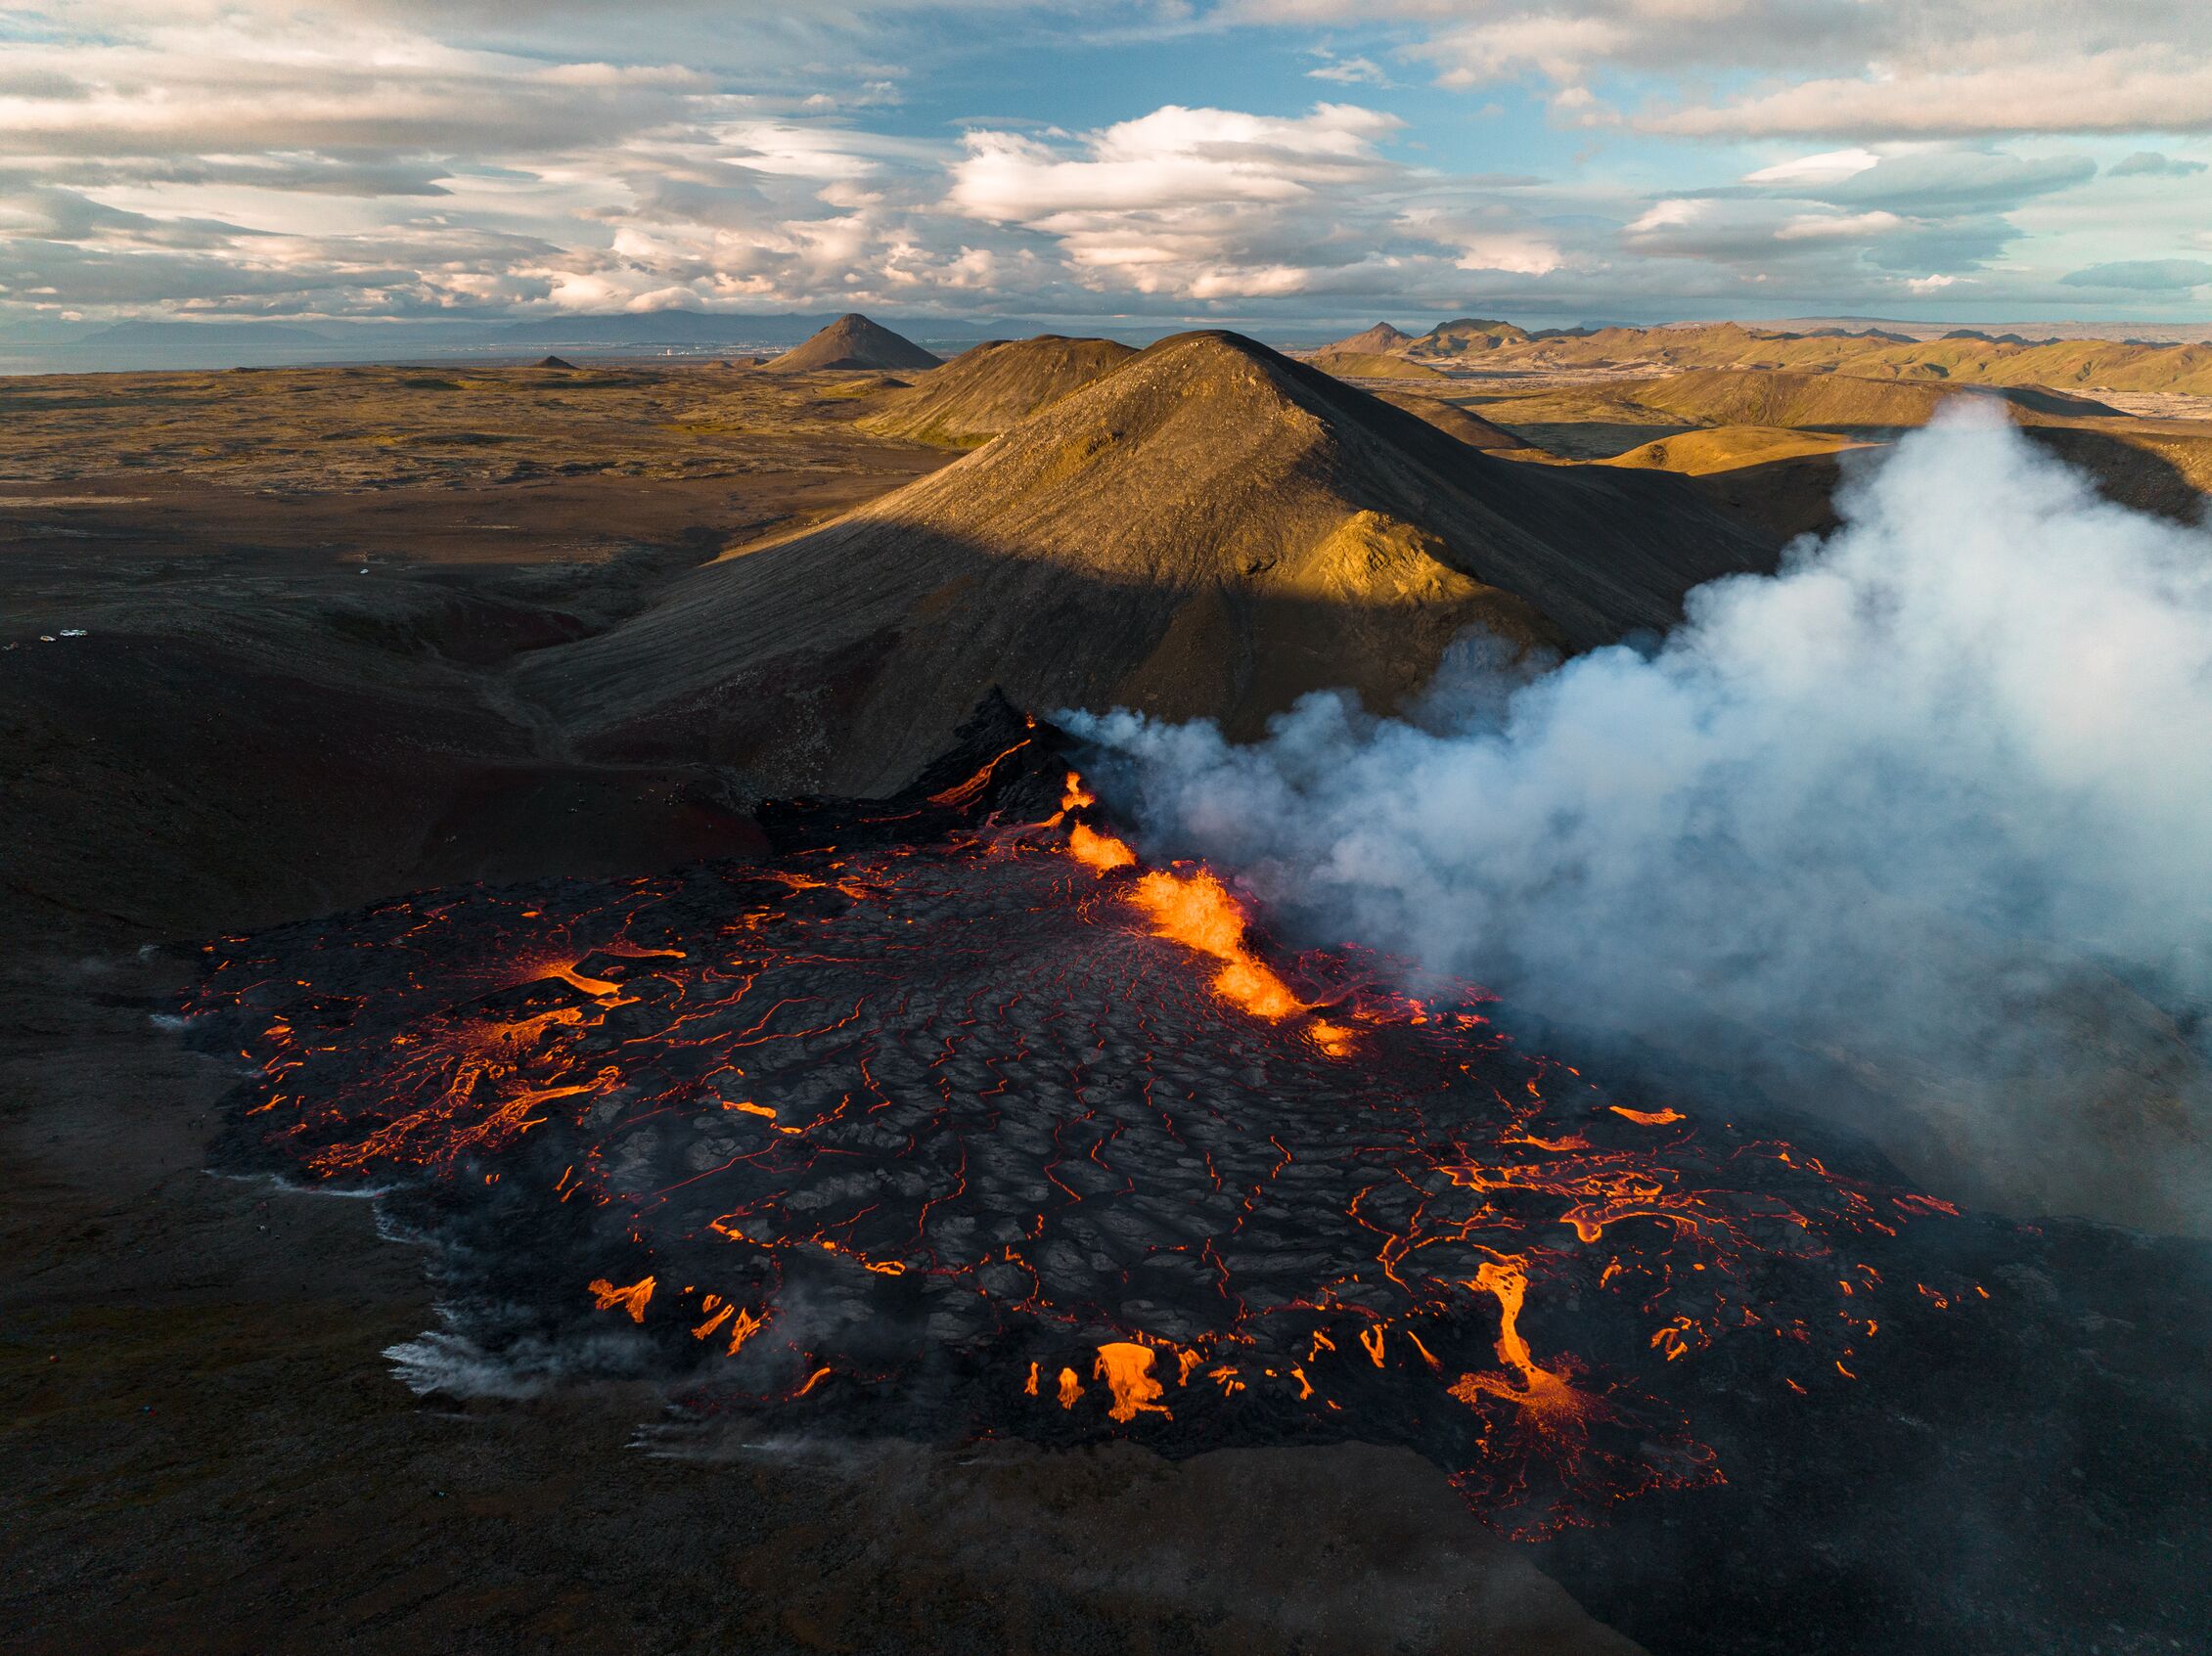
[514,330,1776,793]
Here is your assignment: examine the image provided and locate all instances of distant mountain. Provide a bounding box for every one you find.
[0,317,98,344]
[493,311,835,347]
[485,309,1061,352]
[1406,318,1533,358]
[764,314,942,373]
[1320,321,1413,355]
[1374,321,2212,396]
[88,320,336,345]
[1623,368,2124,426]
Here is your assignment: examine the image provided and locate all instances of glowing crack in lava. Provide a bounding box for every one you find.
[184,706,1975,1538]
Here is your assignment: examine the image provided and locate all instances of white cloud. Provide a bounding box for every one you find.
[1450,231,1564,276]
[952,104,1402,221]
[1,0,2206,325]
[2058,258,2212,291]
[1774,209,1904,242]
[946,103,1415,296]
[1740,148,1880,188]
[1319,1,2212,138]
[1650,60,2212,140]
[1624,192,2013,281]
[1306,53,1388,85]
[2108,151,2209,177]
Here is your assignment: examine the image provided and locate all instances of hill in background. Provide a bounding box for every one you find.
[862,336,1136,447]
[1624,367,2122,427]
[765,313,942,373]
[1366,389,1535,452]
[1308,350,1448,381]
[1320,322,1415,354]
[1405,318,1534,358]
[1326,317,2212,398]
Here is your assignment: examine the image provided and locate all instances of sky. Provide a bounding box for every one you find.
[3,0,2210,332]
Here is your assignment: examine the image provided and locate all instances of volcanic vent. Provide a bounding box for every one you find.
[187,700,1985,1540]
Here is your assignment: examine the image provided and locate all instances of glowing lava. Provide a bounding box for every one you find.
[1094,1343,1172,1422]
[184,717,1979,1541]
[1067,821,1137,873]
[1061,806,1329,1034]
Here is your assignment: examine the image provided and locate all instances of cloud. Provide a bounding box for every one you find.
[1,1,2204,325]
[1450,231,1565,277]
[952,104,1403,220]
[1807,150,2097,214]
[0,4,1037,320]
[1623,194,2012,276]
[1306,52,1388,85]
[1628,144,2113,295]
[1334,1,2212,138]
[2108,151,2209,177]
[1647,61,2212,139]
[947,103,1418,296]
[1739,148,1879,189]
[2058,258,2212,291]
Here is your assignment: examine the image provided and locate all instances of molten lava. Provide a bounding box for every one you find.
[1067,821,1136,873]
[183,713,1979,1541]
[1094,1343,1171,1422]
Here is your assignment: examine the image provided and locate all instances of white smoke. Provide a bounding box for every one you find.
[1068,408,2212,1231]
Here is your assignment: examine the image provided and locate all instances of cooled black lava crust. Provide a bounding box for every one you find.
[183,704,2212,1629]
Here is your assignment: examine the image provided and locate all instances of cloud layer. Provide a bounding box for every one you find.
[0,1,2206,324]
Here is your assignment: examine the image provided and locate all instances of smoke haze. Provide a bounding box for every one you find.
[1068,408,2212,1231]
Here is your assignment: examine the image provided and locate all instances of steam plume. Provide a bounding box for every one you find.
[1067,408,2212,1231]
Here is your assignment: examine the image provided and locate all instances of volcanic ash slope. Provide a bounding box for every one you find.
[861,335,1138,447]
[1367,389,1536,453]
[764,312,942,373]
[517,331,1774,793]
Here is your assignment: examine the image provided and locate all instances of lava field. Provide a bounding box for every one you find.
[174,700,2045,1546]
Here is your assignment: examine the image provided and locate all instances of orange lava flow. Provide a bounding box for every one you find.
[1053,778,1371,1049]
[1450,1258,1599,1437]
[587,1275,655,1323]
[1127,868,1308,1022]
[926,738,1033,809]
[1094,1342,1172,1422]
[1068,822,1137,873]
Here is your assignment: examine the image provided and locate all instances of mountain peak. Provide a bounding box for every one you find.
[519,322,1773,795]
[862,334,1137,447]
[765,313,942,373]
[1321,321,1414,355]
